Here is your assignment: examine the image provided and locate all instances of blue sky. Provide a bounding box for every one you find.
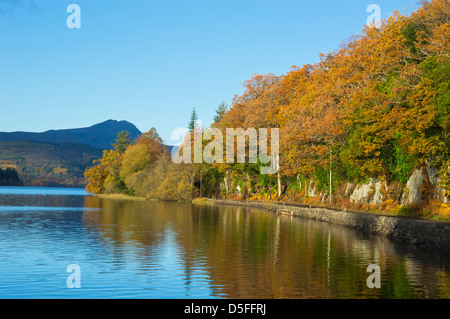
[0,0,420,145]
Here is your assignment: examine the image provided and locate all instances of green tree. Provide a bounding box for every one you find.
[213,102,228,123]
[112,130,133,154]
[188,107,199,131]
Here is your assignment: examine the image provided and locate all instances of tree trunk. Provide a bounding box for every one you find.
[200,168,203,198]
[224,170,229,195]
[277,171,281,198]
[269,175,272,200]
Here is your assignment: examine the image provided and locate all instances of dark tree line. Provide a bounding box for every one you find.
[0,167,23,186]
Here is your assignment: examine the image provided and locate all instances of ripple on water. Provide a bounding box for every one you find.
[1,187,450,298]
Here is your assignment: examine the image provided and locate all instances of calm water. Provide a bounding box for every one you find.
[0,186,449,299]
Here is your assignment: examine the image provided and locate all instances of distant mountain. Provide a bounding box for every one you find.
[0,140,102,187]
[0,120,142,187]
[0,120,142,151]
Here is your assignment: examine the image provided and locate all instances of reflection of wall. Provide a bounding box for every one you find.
[81,197,450,299]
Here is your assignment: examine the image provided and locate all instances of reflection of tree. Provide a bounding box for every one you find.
[82,197,450,298]
[83,196,173,269]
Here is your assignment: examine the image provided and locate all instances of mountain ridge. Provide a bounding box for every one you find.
[0,119,142,151]
[0,120,143,187]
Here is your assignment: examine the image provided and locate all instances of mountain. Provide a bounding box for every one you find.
[0,120,142,150]
[0,120,142,187]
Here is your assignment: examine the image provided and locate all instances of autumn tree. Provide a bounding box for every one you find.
[121,128,165,194]
[213,73,282,198]
[83,0,449,209]
[84,149,123,194]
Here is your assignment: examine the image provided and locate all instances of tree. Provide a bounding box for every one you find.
[119,127,169,196]
[112,130,133,154]
[83,0,450,210]
[135,127,164,162]
[84,162,108,194]
[156,161,197,201]
[213,102,228,123]
[84,149,122,194]
[211,74,282,198]
[120,144,153,180]
[188,107,199,131]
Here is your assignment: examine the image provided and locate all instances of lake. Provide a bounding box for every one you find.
[0,186,449,299]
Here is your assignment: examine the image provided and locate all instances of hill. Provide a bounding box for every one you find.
[0,119,142,150]
[0,120,142,187]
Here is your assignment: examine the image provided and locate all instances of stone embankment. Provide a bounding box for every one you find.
[203,199,450,252]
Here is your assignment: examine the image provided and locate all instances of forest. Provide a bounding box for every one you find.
[85,0,449,219]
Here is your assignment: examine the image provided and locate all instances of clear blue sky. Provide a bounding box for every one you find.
[0,0,420,145]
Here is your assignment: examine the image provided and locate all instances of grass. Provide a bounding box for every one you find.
[96,193,149,201]
[428,215,450,222]
[191,198,212,204]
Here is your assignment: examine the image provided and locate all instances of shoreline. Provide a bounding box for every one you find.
[195,198,450,253]
[95,193,149,201]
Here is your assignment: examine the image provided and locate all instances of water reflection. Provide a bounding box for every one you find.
[82,196,450,299]
[0,187,449,298]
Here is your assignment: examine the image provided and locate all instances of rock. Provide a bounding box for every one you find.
[402,168,425,205]
[308,180,316,197]
[350,178,383,205]
[427,162,448,204]
[372,180,383,205]
[344,183,355,197]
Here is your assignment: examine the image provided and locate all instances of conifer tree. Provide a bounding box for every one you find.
[188,107,199,131]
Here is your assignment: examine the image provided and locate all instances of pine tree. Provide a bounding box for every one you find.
[112,130,132,154]
[213,102,228,123]
[188,107,199,131]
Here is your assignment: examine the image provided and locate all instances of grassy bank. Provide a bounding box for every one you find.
[96,193,152,201]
